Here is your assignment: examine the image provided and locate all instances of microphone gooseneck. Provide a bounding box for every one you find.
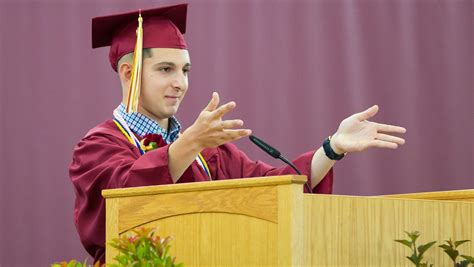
[249,135,312,193]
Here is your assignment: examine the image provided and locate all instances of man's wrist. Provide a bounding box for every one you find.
[322,135,346,161]
[177,130,203,154]
[329,133,345,155]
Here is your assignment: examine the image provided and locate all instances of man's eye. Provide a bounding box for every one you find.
[159,67,171,72]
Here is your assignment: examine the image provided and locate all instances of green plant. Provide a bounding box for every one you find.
[109,227,183,267]
[52,227,182,267]
[439,239,474,267]
[395,231,436,267]
[51,259,101,267]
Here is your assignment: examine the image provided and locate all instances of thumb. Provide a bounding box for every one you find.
[203,92,219,112]
[355,105,379,121]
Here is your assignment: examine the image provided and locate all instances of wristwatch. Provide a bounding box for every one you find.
[322,136,346,161]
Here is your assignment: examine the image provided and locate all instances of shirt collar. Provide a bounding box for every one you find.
[115,103,181,144]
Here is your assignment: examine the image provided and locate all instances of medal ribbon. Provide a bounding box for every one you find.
[113,110,145,155]
[197,152,212,180]
[112,110,212,179]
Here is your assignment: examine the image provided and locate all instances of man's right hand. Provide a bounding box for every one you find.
[168,92,251,182]
[183,92,252,150]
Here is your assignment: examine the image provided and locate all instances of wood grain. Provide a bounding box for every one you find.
[102,175,307,198]
[105,198,119,264]
[104,177,474,266]
[104,176,306,266]
[118,186,278,233]
[304,194,474,266]
[121,212,279,266]
[383,189,474,202]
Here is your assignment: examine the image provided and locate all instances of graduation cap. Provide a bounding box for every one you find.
[91,4,188,112]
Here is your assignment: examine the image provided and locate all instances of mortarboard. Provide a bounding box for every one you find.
[92,3,188,71]
[91,3,188,113]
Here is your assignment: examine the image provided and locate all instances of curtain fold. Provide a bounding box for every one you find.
[0,0,472,265]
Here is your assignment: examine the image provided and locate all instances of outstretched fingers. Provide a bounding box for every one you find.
[376,133,405,145]
[368,139,399,149]
[376,123,407,134]
[223,129,252,140]
[212,101,236,118]
[221,119,244,129]
[219,120,251,142]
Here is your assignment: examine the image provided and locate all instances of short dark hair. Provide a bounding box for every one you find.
[117,48,153,69]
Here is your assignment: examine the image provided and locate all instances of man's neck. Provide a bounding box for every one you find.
[156,118,169,131]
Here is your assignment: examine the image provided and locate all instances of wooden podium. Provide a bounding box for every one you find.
[102,176,474,266]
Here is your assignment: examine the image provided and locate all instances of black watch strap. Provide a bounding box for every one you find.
[322,136,345,161]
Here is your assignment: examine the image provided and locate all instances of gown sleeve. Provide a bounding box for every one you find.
[204,143,333,194]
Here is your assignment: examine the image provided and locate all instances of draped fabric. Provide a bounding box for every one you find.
[0,0,472,265]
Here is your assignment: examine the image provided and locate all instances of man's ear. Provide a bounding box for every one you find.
[118,62,132,84]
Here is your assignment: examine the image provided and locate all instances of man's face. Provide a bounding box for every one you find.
[138,48,191,122]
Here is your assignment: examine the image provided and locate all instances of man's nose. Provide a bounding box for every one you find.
[172,72,187,91]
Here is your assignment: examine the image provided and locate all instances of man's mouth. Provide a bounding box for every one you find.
[165,96,180,103]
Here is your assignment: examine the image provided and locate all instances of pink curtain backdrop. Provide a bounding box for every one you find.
[0,0,472,265]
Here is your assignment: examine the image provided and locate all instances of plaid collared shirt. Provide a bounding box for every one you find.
[115,103,181,144]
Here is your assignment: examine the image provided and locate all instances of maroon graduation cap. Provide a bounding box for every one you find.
[91,3,188,71]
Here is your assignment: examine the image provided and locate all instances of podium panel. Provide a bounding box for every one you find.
[103,176,474,266]
[304,194,473,266]
[103,176,306,266]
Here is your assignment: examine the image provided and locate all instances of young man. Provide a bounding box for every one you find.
[70,4,406,263]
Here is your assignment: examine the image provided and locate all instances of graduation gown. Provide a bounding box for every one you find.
[69,120,334,263]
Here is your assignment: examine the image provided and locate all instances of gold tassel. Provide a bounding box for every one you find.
[125,11,144,113]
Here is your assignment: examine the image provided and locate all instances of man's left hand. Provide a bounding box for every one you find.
[330,105,406,154]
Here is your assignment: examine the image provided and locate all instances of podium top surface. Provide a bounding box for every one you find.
[102,175,307,198]
[382,189,474,202]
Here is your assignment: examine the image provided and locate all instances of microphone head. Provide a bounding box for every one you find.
[249,135,281,158]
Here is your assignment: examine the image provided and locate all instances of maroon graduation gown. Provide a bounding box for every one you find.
[69,120,333,263]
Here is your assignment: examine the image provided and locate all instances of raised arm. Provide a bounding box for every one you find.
[310,105,406,188]
[168,92,252,181]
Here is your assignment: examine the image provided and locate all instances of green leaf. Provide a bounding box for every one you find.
[445,238,455,248]
[115,254,129,265]
[407,254,420,265]
[418,241,437,257]
[420,261,435,267]
[405,231,420,243]
[456,260,470,267]
[129,243,137,254]
[395,239,413,249]
[137,245,146,259]
[439,244,452,250]
[442,247,459,262]
[454,240,470,248]
[460,255,474,263]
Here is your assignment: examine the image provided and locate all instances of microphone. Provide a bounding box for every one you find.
[249,135,312,193]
